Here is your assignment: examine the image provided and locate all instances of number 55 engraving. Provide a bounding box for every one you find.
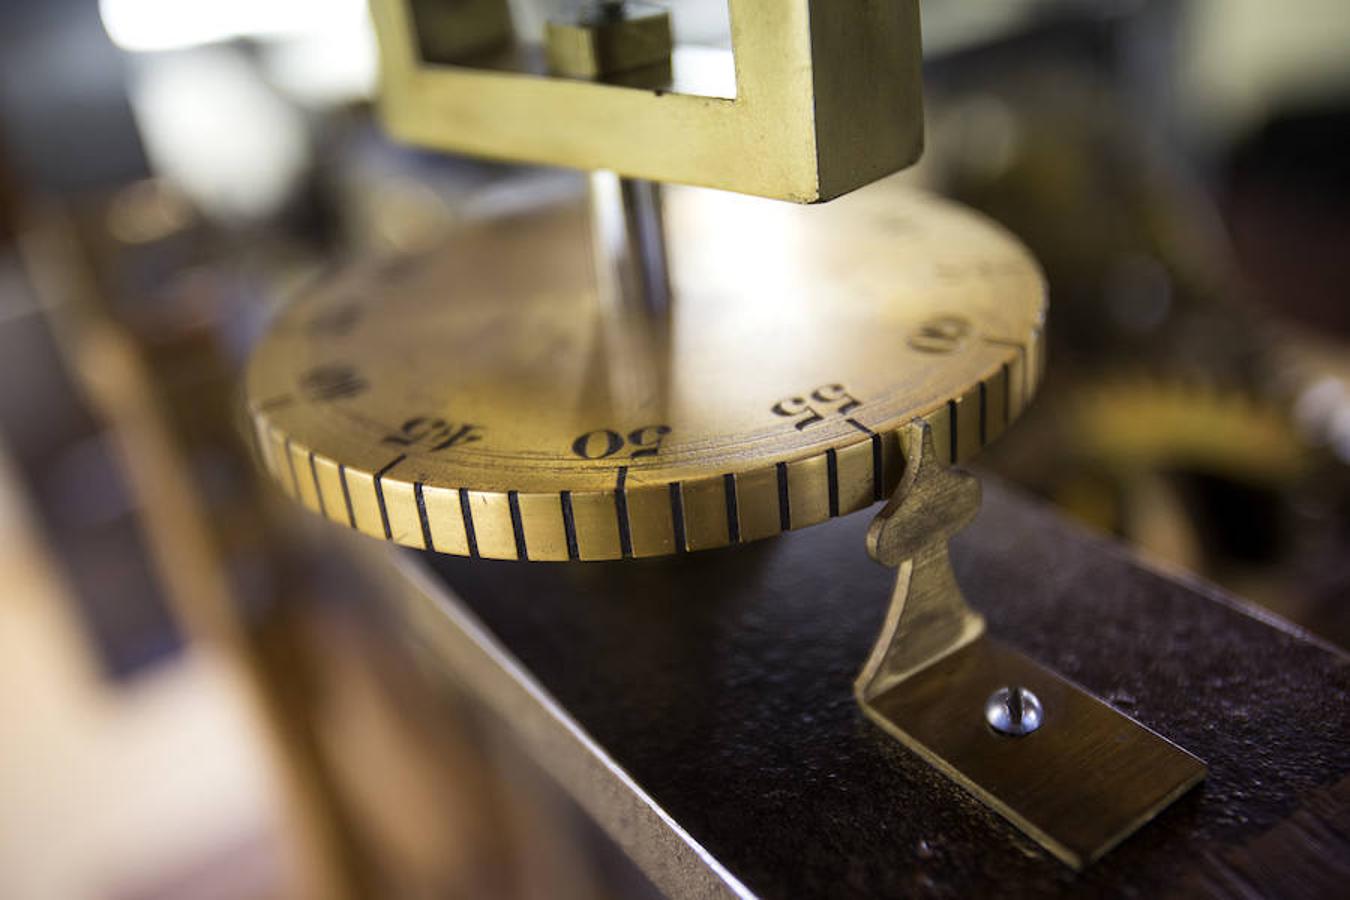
[771,384,861,430]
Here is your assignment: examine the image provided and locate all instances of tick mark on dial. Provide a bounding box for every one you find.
[560,491,580,561]
[826,448,840,517]
[845,417,874,436]
[723,474,740,544]
[458,489,480,558]
[669,482,687,553]
[373,453,407,539]
[508,490,528,561]
[872,435,884,500]
[415,482,435,552]
[307,451,327,518]
[946,399,958,463]
[338,464,356,527]
[375,454,407,479]
[615,466,634,559]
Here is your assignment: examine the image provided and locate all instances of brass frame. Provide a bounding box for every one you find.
[370,0,924,202]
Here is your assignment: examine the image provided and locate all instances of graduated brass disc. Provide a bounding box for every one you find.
[246,179,1045,560]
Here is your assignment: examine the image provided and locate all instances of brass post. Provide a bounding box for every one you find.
[548,1,675,412]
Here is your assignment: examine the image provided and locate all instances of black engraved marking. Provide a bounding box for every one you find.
[723,474,741,544]
[307,451,327,518]
[979,381,988,447]
[458,489,480,558]
[300,363,367,402]
[982,336,1030,415]
[560,492,579,561]
[373,454,406,541]
[615,466,633,559]
[776,462,791,531]
[947,399,959,463]
[507,490,528,561]
[826,448,840,517]
[414,483,435,552]
[283,438,301,498]
[374,481,391,539]
[258,394,294,412]
[845,417,883,498]
[669,482,687,552]
[871,434,884,501]
[338,464,356,527]
[846,416,874,436]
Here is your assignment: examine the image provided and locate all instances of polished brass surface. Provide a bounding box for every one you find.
[588,171,673,415]
[867,638,1207,869]
[371,0,924,202]
[1072,377,1309,483]
[246,182,1045,560]
[857,421,1206,869]
[545,3,673,80]
[405,0,514,63]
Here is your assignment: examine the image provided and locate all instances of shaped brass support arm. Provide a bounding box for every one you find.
[858,421,985,699]
[855,420,1206,870]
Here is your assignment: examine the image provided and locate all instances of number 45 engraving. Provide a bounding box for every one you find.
[772,384,861,430]
[382,416,482,451]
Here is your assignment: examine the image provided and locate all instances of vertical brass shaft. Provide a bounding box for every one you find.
[550,1,676,413]
[588,170,672,413]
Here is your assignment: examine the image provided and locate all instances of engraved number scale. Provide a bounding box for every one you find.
[245,0,1203,870]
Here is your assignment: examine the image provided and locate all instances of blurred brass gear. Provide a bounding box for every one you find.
[1069,376,1310,484]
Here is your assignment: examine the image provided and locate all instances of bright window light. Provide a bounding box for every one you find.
[99,0,369,53]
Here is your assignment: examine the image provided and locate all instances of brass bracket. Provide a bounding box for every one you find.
[857,420,1206,869]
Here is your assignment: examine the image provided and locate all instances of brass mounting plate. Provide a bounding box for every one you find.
[864,637,1206,869]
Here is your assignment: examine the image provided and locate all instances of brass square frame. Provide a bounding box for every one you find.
[371,0,923,202]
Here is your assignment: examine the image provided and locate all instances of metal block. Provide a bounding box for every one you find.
[866,637,1205,868]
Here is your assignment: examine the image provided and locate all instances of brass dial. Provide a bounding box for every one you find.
[246,179,1045,560]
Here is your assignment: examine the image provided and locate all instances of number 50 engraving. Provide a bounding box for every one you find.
[572,424,672,460]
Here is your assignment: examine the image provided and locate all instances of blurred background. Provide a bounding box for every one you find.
[0,1,1347,896]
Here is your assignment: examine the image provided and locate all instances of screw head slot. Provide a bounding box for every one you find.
[985,686,1043,736]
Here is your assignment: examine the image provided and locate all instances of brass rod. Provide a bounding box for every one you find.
[588,170,671,324]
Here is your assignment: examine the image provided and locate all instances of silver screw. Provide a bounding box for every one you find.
[985,685,1043,736]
